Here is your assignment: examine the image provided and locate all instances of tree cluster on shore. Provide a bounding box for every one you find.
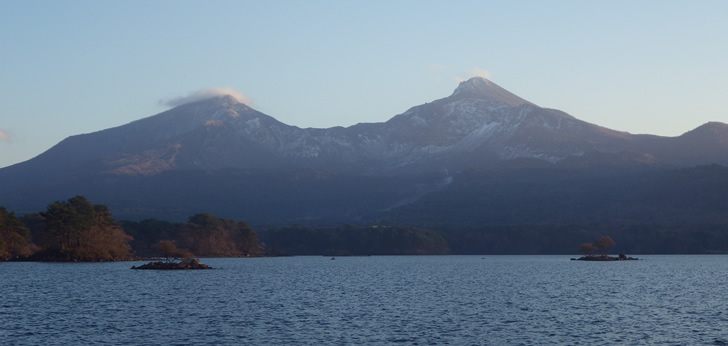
[1,196,133,261]
[0,207,37,260]
[1,196,261,262]
[122,213,262,258]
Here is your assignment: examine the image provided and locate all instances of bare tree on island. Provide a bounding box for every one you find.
[133,240,210,269]
[573,236,635,261]
[594,236,616,257]
[578,242,598,257]
[154,240,194,263]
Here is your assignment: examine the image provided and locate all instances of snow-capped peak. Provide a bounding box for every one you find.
[451,77,533,108]
[453,77,497,95]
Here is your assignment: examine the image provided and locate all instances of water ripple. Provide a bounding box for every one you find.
[2,255,728,344]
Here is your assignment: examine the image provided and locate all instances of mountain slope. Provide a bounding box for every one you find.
[1,77,728,223]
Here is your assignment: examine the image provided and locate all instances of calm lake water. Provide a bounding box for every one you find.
[2,255,728,345]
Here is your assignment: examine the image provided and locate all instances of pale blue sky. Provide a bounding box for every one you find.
[1,0,727,168]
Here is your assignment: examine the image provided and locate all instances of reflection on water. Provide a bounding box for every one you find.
[1,255,728,345]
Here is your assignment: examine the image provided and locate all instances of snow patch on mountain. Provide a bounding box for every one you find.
[79,77,642,175]
[245,118,261,131]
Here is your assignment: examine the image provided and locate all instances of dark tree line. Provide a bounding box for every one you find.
[263,223,728,256]
[123,213,262,258]
[5,195,728,261]
[260,225,450,256]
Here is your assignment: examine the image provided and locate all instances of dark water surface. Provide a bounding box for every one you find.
[2,255,728,345]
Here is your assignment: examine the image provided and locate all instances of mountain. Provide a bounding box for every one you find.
[1,77,728,224]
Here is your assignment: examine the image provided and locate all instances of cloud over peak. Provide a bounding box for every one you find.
[161,88,253,108]
[455,68,492,82]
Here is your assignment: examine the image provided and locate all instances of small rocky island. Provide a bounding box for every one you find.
[571,254,639,261]
[131,240,212,270]
[131,257,212,270]
[571,236,639,261]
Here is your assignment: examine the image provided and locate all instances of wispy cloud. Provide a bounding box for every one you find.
[455,68,492,82]
[160,88,253,108]
[427,63,449,84]
[427,63,447,71]
[0,128,11,144]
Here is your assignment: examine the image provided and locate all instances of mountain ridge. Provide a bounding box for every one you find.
[2,77,728,223]
[5,77,727,178]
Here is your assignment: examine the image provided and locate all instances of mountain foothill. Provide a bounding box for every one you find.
[2,77,728,255]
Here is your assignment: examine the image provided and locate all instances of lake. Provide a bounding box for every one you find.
[2,255,727,345]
